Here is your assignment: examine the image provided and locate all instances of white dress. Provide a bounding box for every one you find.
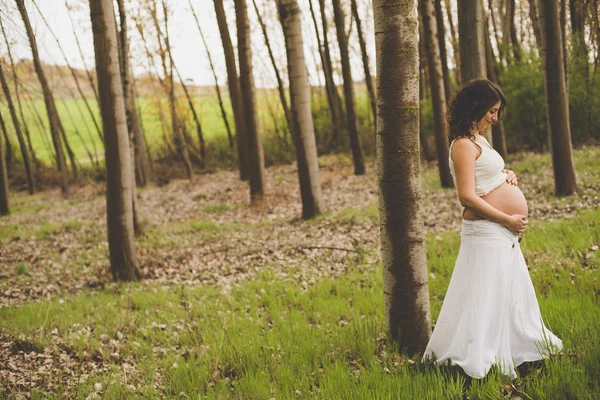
[421,136,563,379]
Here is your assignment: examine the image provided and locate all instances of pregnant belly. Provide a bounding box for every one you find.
[464,182,528,220]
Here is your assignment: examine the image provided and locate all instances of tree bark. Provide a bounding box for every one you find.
[277,0,325,219]
[116,0,152,188]
[235,0,266,203]
[457,0,487,81]
[509,0,521,62]
[89,0,140,281]
[420,0,453,188]
[332,0,366,175]
[350,0,376,130]
[15,0,69,193]
[536,0,578,195]
[0,111,10,215]
[373,0,432,354]
[213,0,248,181]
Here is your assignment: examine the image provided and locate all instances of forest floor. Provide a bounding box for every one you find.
[0,146,599,398]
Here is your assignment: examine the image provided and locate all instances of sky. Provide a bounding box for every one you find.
[0,0,378,89]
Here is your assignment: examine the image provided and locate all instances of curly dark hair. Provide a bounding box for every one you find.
[446,78,507,145]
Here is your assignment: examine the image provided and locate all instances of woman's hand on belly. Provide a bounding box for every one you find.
[463,182,528,221]
[502,169,518,186]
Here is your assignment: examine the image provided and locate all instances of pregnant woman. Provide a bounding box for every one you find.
[422,79,563,379]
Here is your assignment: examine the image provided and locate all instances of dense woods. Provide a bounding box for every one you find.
[0,0,599,397]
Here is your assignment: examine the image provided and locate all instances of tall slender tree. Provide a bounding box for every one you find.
[318,0,345,149]
[443,0,461,84]
[116,0,152,187]
[0,110,9,216]
[332,0,366,175]
[235,0,266,203]
[89,0,140,280]
[419,0,453,188]
[15,0,69,193]
[0,63,35,194]
[213,0,248,181]
[276,0,324,219]
[350,0,376,129]
[536,0,578,195]
[374,0,432,354]
[484,15,509,157]
[434,0,453,101]
[457,0,486,81]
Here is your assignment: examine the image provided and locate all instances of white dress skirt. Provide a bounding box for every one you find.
[422,219,563,379]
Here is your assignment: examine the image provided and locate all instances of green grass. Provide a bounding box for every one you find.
[1,207,599,398]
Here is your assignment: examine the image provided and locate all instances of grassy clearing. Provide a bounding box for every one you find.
[1,205,598,398]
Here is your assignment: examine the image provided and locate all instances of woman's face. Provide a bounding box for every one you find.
[476,101,501,132]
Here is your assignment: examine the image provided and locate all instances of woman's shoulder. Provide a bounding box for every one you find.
[450,136,483,162]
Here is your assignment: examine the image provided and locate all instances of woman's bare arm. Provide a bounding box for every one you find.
[451,138,512,225]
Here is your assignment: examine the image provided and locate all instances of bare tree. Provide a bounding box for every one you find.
[458,0,486,81]
[213,0,248,181]
[419,0,453,188]
[434,0,453,101]
[536,0,578,195]
[15,0,69,193]
[332,0,366,175]
[89,0,140,281]
[116,0,152,187]
[374,0,432,354]
[0,63,35,194]
[484,14,508,157]
[276,0,324,219]
[253,0,294,141]
[350,0,376,128]
[235,0,266,203]
[0,110,10,215]
[318,0,345,149]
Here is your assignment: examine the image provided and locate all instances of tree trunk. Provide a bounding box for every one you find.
[420,0,453,188]
[0,15,39,169]
[277,0,324,219]
[484,16,509,158]
[235,0,266,203]
[527,0,543,51]
[15,0,69,193]
[308,0,336,146]
[89,0,140,281]
[509,0,521,62]
[116,0,152,188]
[560,0,568,93]
[488,0,504,64]
[0,111,10,215]
[33,0,104,146]
[443,0,461,85]
[66,0,100,105]
[373,0,432,355]
[253,0,294,142]
[0,63,35,194]
[536,0,578,196]
[457,0,487,81]
[213,0,248,181]
[189,0,226,159]
[434,0,453,101]
[332,0,366,175]
[319,0,345,150]
[1,115,13,171]
[350,0,376,130]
